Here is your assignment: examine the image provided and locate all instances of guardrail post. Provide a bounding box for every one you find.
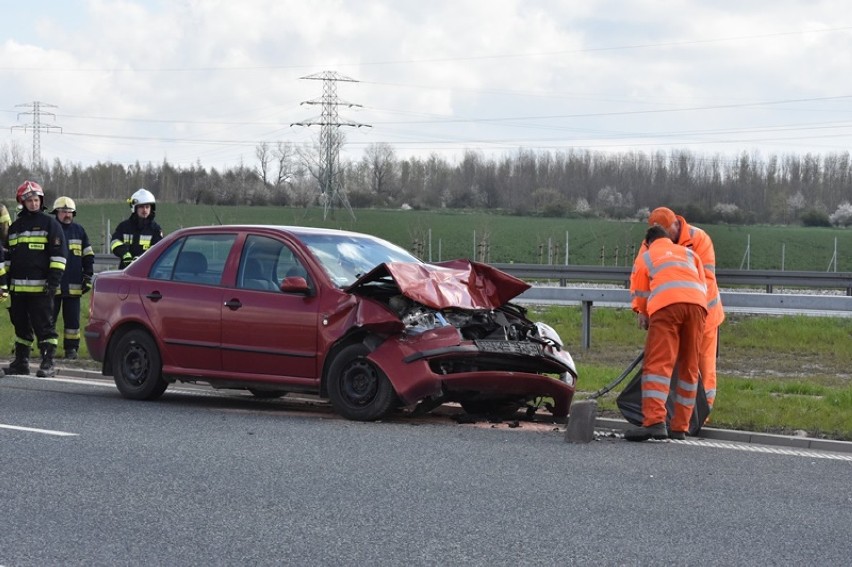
[581,300,593,350]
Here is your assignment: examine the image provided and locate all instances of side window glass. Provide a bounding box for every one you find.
[239,235,309,291]
[151,234,235,284]
[239,236,284,291]
[149,241,180,280]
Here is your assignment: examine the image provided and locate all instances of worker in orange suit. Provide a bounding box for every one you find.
[626,225,708,441]
[642,206,724,413]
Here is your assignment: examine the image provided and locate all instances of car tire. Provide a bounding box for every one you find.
[327,343,397,421]
[112,330,168,400]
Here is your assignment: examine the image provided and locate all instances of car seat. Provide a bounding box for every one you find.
[243,258,277,291]
[174,251,208,281]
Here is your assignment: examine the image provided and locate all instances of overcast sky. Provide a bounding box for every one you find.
[2,0,851,172]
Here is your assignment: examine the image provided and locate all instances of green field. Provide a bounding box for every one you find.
[73,203,852,271]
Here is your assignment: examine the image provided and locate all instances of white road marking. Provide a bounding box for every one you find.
[0,423,78,436]
[672,438,852,461]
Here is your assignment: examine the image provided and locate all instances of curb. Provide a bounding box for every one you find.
[50,367,852,454]
[595,417,852,454]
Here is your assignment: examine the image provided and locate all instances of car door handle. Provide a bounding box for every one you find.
[146,291,162,302]
[224,298,242,310]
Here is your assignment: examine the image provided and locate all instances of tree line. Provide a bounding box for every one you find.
[2,139,851,226]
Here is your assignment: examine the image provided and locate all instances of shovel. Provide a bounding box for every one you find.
[564,351,644,443]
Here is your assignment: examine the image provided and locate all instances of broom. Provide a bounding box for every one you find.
[564,351,644,443]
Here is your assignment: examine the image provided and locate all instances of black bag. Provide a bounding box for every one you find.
[616,362,710,436]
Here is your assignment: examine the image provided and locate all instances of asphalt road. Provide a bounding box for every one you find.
[2,375,851,566]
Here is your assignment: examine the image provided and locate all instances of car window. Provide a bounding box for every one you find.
[150,234,235,285]
[238,235,309,291]
[299,233,418,288]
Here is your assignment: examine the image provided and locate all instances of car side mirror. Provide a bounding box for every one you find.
[281,276,311,295]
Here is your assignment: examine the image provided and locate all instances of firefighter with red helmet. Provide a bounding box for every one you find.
[110,188,163,269]
[3,180,68,378]
[50,196,94,360]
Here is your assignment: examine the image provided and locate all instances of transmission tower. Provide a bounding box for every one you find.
[292,71,370,220]
[12,101,62,174]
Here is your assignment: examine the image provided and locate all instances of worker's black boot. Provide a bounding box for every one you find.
[37,344,57,378]
[3,343,31,376]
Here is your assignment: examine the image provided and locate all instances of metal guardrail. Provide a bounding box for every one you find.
[516,286,852,349]
[492,263,852,295]
[94,253,851,350]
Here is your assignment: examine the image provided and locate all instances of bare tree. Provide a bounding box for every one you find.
[363,142,397,205]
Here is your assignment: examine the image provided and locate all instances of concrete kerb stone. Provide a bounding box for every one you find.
[49,367,852,454]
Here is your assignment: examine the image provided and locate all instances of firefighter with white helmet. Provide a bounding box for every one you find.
[3,180,68,378]
[50,196,94,360]
[110,188,163,269]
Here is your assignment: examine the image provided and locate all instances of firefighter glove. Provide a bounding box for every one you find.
[82,274,93,294]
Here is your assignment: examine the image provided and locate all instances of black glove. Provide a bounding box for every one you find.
[82,275,93,294]
[119,252,133,269]
[44,283,59,296]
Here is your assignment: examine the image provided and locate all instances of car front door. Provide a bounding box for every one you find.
[220,235,321,381]
[140,234,234,373]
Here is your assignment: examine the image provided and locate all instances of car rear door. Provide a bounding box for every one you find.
[220,234,321,381]
[140,234,235,372]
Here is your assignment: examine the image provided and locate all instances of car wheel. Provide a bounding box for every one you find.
[112,330,168,400]
[248,389,286,399]
[460,400,523,419]
[327,343,397,421]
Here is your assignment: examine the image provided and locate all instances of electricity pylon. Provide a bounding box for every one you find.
[12,101,61,174]
[292,71,370,220]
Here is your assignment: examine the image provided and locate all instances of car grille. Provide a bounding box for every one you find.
[474,339,542,356]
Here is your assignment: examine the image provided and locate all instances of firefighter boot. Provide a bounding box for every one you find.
[37,344,57,378]
[3,343,31,376]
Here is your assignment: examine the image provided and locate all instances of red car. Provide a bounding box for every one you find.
[85,225,577,421]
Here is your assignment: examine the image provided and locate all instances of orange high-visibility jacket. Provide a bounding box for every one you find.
[631,237,708,317]
[638,216,724,328]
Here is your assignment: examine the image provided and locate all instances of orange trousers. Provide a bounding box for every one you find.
[641,303,707,432]
[700,323,718,409]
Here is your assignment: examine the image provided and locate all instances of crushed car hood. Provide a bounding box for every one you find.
[347,259,531,310]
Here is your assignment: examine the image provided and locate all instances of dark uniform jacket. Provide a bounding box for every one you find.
[7,209,67,293]
[110,213,163,268]
[59,221,95,296]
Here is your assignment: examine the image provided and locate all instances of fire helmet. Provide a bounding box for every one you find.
[51,196,77,216]
[128,188,156,212]
[16,180,45,206]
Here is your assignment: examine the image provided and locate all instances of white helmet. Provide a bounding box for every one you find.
[51,196,77,216]
[129,188,156,212]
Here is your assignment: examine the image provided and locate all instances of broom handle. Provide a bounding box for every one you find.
[589,351,644,399]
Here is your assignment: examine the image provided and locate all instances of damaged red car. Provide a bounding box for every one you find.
[85,225,577,421]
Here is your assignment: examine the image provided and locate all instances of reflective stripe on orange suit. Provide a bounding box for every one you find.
[630,239,708,431]
[638,215,723,408]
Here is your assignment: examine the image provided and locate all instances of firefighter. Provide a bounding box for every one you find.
[3,181,68,378]
[110,188,163,269]
[626,225,708,441]
[0,201,11,246]
[642,206,725,413]
[50,197,94,360]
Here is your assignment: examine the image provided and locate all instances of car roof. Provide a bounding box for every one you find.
[170,225,382,239]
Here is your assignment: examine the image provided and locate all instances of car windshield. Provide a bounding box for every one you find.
[299,233,419,288]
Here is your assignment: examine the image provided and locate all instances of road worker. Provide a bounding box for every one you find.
[626,225,707,441]
[111,188,163,269]
[51,197,94,360]
[641,206,724,413]
[3,181,67,378]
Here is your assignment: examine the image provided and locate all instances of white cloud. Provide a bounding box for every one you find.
[1,0,852,170]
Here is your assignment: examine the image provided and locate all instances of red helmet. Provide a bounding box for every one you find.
[16,180,45,206]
